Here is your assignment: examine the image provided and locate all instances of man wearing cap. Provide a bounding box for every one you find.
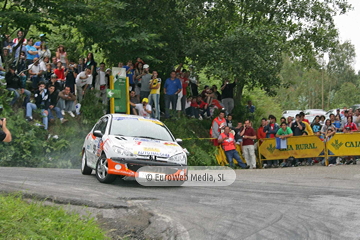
[75,67,93,102]
[129,98,152,118]
[140,64,152,102]
[47,74,61,92]
[34,34,46,50]
[5,65,31,106]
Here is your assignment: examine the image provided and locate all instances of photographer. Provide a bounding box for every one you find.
[129,98,152,117]
[0,118,12,142]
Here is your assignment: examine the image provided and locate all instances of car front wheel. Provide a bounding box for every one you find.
[95,154,117,183]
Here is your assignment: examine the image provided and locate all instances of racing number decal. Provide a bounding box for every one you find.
[94,139,103,157]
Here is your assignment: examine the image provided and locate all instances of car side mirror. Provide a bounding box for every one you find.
[93,130,103,138]
[176,138,183,144]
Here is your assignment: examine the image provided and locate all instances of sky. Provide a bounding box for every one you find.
[334,0,360,72]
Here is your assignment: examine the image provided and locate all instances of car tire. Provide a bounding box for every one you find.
[95,153,117,183]
[81,150,92,175]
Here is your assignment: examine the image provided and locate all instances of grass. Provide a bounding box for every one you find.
[0,193,109,240]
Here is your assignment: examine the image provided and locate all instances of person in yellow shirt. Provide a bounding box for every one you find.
[148,71,161,119]
[299,112,314,135]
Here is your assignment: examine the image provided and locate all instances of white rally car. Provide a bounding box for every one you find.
[81,114,187,183]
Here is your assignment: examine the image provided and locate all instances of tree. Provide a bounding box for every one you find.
[0,0,88,68]
[327,40,358,90]
[184,0,352,104]
[332,82,360,108]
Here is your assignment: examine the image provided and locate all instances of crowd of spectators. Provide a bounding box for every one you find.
[127,62,255,120]
[211,109,360,169]
[1,31,111,130]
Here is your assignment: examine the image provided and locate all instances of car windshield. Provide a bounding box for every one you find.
[109,117,174,142]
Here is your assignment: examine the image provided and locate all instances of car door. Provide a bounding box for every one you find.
[86,117,109,167]
[92,117,109,162]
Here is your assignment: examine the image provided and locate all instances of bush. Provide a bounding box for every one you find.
[164,116,217,166]
[0,86,99,168]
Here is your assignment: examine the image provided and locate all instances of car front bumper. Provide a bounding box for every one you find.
[107,157,187,177]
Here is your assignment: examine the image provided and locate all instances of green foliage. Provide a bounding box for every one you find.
[276,42,360,111]
[332,82,360,108]
[0,193,108,239]
[0,86,101,168]
[1,0,354,102]
[185,0,351,102]
[164,117,217,166]
[80,90,107,125]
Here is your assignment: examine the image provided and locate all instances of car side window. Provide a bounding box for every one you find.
[94,117,108,134]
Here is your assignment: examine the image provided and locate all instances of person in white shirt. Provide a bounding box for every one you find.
[95,62,108,105]
[75,67,93,102]
[28,57,43,91]
[129,98,152,117]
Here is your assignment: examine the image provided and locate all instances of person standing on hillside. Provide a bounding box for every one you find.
[140,64,152,102]
[75,67,93,102]
[148,71,161,120]
[164,71,182,119]
[220,78,236,114]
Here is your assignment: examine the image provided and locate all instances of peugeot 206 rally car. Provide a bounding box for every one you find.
[81,114,187,184]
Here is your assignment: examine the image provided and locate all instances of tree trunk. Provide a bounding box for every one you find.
[234,81,245,106]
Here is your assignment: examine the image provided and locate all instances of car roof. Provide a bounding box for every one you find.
[105,114,163,123]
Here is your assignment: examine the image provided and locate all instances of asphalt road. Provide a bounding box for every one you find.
[1,165,360,240]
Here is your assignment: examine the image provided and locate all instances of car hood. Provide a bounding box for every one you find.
[108,135,185,159]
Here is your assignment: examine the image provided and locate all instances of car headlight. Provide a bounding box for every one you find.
[113,146,134,157]
[169,153,187,164]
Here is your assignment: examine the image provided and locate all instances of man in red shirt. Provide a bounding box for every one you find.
[54,61,66,89]
[218,126,249,169]
[196,95,210,118]
[256,118,267,146]
[240,120,257,169]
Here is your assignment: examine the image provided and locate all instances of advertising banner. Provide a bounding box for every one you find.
[259,136,325,160]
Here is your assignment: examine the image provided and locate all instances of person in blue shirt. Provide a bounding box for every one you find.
[332,115,342,132]
[164,71,182,119]
[25,38,38,67]
[311,116,322,135]
[34,34,46,50]
[245,100,255,120]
